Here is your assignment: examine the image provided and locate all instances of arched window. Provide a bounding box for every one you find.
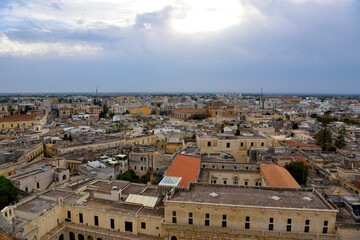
[59,234,64,240]
[69,232,75,240]
[78,234,84,240]
[171,237,178,240]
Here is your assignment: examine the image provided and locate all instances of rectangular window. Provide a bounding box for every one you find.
[245,216,250,229]
[141,222,146,229]
[269,218,274,231]
[226,143,230,148]
[111,219,115,229]
[286,218,292,232]
[188,212,193,225]
[172,211,177,223]
[125,221,133,232]
[205,213,210,226]
[323,221,328,234]
[269,224,274,231]
[79,213,83,223]
[251,142,254,147]
[67,211,71,219]
[207,141,211,147]
[241,142,244,147]
[233,178,238,185]
[37,182,40,188]
[94,216,99,226]
[304,219,310,233]
[222,215,227,228]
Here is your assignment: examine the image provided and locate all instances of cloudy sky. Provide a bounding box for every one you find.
[0,0,359,93]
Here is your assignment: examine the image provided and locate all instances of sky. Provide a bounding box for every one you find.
[0,0,360,94]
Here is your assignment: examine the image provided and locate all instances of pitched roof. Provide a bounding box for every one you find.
[286,140,320,149]
[0,114,44,122]
[165,154,201,188]
[261,164,301,188]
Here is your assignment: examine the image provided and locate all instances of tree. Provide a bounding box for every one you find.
[221,123,225,133]
[292,122,299,129]
[99,105,109,118]
[63,134,68,140]
[314,129,334,151]
[335,126,346,149]
[140,174,150,184]
[190,113,207,120]
[315,116,335,151]
[235,122,241,136]
[285,161,309,186]
[0,176,19,209]
[117,169,140,183]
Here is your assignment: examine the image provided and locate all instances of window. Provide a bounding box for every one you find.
[172,211,177,224]
[205,213,210,226]
[269,218,274,231]
[222,215,227,228]
[125,221,133,232]
[141,222,146,229]
[245,216,250,229]
[188,212,193,225]
[79,213,83,223]
[241,142,244,147]
[245,181,248,186]
[141,167,143,170]
[67,211,71,219]
[286,219,292,232]
[233,178,238,185]
[304,219,310,233]
[110,219,115,229]
[251,142,254,147]
[261,142,264,147]
[223,180,227,184]
[323,221,328,234]
[37,182,40,189]
[94,216,99,226]
[226,143,230,148]
[207,141,211,147]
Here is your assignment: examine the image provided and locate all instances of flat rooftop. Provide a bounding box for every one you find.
[43,190,72,199]
[122,183,146,196]
[16,198,54,213]
[169,183,333,210]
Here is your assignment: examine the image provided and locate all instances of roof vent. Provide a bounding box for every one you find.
[209,192,218,198]
[271,196,280,201]
[303,197,312,202]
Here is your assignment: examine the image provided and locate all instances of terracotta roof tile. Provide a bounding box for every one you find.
[261,164,301,188]
[0,114,44,122]
[286,140,320,149]
[165,154,201,188]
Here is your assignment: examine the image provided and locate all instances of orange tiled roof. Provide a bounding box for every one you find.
[0,231,15,240]
[261,164,301,188]
[0,114,44,122]
[296,158,311,166]
[165,154,201,188]
[286,140,320,149]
